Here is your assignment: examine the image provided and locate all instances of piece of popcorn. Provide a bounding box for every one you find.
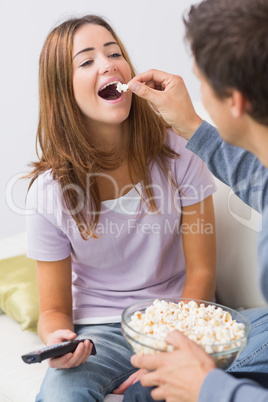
[116,82,129,93]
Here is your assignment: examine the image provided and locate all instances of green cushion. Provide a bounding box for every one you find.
[0,255,39,331]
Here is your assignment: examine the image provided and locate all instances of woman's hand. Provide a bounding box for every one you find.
[112,369,148,394]
[46,329,94,369]
[128,69,202,140]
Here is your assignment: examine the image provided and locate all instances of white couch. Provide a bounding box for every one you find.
[0,105,267,401]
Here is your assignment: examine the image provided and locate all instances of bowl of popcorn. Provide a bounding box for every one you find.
[121,298,251,370]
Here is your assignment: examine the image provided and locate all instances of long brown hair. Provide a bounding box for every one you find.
[28,15,178,238]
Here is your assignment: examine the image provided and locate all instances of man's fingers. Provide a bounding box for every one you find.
[166,330,216,367]
[131,353,160,371]
[140,377,159,389]
[128,68,173,101]
[150,385,166,401]
[128,80,158,102]
[130,69,169,87]
[165,329,189,349]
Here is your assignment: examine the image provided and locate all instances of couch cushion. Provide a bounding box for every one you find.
[0,255,39,331]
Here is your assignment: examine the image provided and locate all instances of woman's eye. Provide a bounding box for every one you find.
[80,60,93,67]
[109,53,122,58]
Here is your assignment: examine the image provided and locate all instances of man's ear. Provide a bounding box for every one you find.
[230,90,250,118]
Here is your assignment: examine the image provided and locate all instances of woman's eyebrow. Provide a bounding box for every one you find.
[73,41,119,59]
[73,47,94,59]
[104,41,118,48]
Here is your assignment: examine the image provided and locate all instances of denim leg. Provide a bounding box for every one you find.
[36,323,137,402]
[123,382,164,402]
[227,308,268,373]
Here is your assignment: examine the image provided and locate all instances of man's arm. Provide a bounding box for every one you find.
[200,369,268,402]
[187,121,268,213]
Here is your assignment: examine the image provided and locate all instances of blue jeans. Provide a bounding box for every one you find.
[123,307,268,402]
[227,308,268,373]
[36,323,137,402]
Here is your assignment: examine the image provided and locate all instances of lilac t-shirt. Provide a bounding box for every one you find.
[26,129,216,323]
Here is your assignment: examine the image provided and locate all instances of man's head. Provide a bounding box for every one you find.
[184,0,268,127]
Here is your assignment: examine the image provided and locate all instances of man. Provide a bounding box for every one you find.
[121,0,268,400]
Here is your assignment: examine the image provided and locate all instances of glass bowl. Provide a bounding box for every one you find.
[121,298,251,370]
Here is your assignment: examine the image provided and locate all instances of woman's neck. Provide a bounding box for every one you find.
[87,120,129,153]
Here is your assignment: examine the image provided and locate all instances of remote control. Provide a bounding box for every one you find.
[21,336,96,364]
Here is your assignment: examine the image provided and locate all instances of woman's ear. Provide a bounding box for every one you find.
[230,90,250,118]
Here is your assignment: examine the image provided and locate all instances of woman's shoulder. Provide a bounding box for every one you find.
[29,169,58,192]
[27,169,60,209]
[164,128,188,152]
[163,129,216,200]
[164,127,214,180]
[164,128,200,164]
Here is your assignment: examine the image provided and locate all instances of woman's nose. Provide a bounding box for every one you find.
[98,58,117,75]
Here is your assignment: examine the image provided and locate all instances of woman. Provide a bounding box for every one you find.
[26,15,216,401]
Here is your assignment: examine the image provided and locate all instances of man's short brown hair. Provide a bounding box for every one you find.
[184,0,268,126]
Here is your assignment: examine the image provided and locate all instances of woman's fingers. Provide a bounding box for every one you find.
[48,339,93,369]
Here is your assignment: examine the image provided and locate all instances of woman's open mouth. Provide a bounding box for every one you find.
[98,81,122,101]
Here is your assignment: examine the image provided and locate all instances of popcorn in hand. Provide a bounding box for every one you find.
[116,82,129,93]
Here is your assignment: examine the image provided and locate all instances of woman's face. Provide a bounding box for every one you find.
[72,23,132,131]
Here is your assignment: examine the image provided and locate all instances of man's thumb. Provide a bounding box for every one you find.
[128,80,152,101]
[166,330,187,348]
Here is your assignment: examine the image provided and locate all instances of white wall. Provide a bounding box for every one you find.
[0,0,201,239]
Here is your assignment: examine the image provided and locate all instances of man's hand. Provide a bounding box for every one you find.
[128,69,202,140]
[131,330,216,402]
